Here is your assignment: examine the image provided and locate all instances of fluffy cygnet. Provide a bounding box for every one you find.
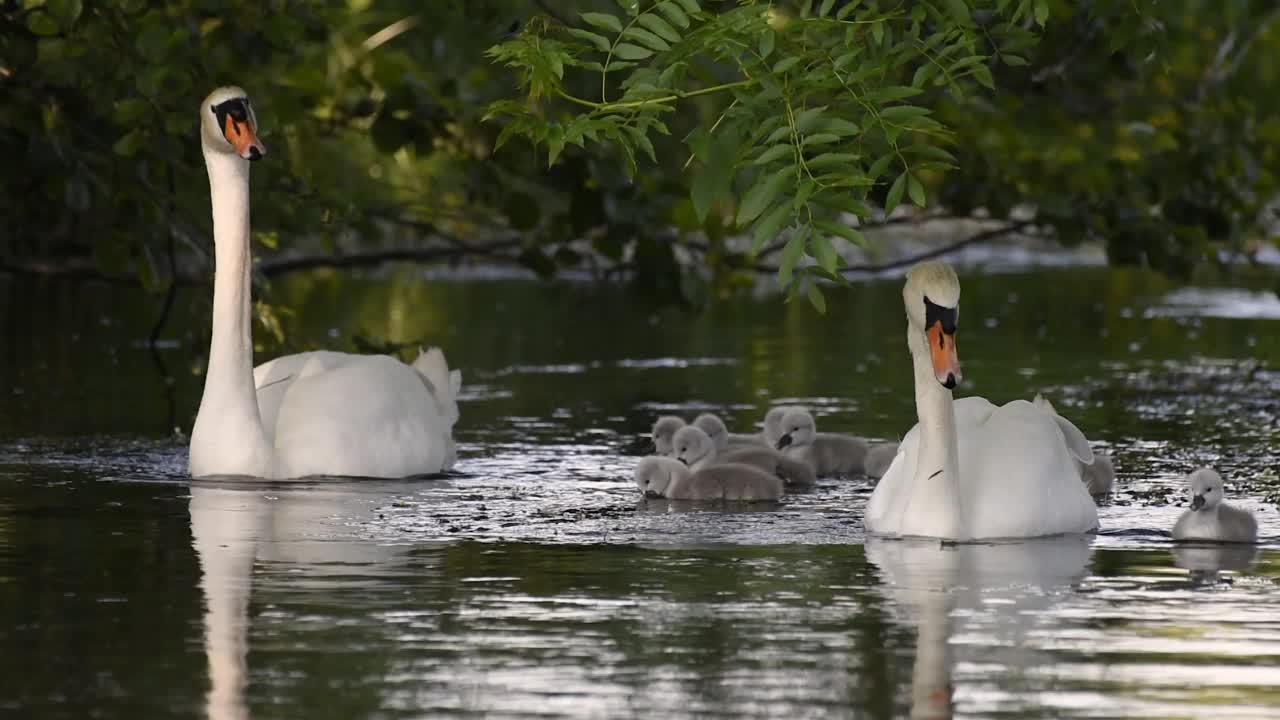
[863,442,900,479]
[775,409,869,476]
[1033,394,1116,495]
[633,456,784,501]
[1172,468,1258,543]
[762,405,800,448]
[674,425,815,487]
[651,415,686,457]
[693,413,768,450]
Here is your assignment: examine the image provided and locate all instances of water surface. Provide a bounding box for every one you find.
[1,266,1278,718]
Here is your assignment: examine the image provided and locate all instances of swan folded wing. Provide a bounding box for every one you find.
[270,354,456,478]
[961,400,1098,537]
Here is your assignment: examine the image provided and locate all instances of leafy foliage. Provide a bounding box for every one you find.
[486,0,1050,308]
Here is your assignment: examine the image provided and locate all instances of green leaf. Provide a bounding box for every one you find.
[673,0,700,15]
[885,171,907,215]
[656,1,690,28]
[942,0,971,25]
[737,167,791,226]
[624,125,656,163]
[907,173,926,207]
[801,133,839,146]
[904,144,957,164]
[567,28,611,52]
[114,98,150,124]
[970,65,995,89]
[778,226,809,287]
[612,43,653,60]
[637,13,680,43]
[765,125,792,144]
[815,219,867,247]
[879,105,931,125]
[868,152,895,181]
[621,27,671,52]
[26,11,60,36]
[818,0,837,17]
[1033,0,1049,26]
[793,106,828,133]
[581,12,623,33]
[871,21,884,45]
[912,63,937,88]
[752,203,794,252]
[836,0,862,19]
[806,283,827,314]
[691,129,737,221]
[807,152,861,170]
[113,129,144,157]
[811,233,838,273]
[759,29,775,58]
[773,57,801,74]
[754,144,792,165]
[1002,54,1029,66]
[821,118,860,136]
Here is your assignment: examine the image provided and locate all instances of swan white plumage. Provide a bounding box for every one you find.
[188,86,460,479]
[864,262,1098,540]
[1032,393,1115,496]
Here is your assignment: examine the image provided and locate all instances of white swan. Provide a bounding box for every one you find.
[1172,468,1258,543]
[633,456,784,501]
[673,425,815,486]
[188,86,460,479]
[864,262,1098,540]
[775,408,869,476]
[651,415,686,456]
[1032,394,1116,496]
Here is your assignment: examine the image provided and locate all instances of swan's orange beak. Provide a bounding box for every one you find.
[927,321,961,389]
[223,114,266,161]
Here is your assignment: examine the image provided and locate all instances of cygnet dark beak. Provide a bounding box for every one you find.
[776,433,792,450]
[1190,494,1205,511]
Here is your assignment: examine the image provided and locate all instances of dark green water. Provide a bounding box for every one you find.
[1,265,1279,719]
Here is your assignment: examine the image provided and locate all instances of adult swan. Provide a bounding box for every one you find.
[863,262,1097,540]
[189,86,460,479]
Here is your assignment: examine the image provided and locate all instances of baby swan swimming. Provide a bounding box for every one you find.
[634,456,784,501]
[651,415,686,456]
[674,425,815,487]
[776,409,869,476]
[693,413,768,449]
[1172,468,1257,543]
[1033,394,1115,495]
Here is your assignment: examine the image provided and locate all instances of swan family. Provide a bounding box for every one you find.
[186,86,1257,545]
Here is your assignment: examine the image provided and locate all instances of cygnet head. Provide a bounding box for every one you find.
[673,425,716,467]
[634,456,679,497]
[692,413,729,450]
[1186,467,1225,512]
[651,415,686,456]
[775,409,817,450]
[903,261,961,389]
[763,405,800,447]
[200,86,266,161]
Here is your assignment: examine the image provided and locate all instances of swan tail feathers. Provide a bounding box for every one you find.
[412,347,460,423]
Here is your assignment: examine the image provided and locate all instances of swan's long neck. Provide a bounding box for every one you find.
[189,148,272,477]
[907,326,964,538]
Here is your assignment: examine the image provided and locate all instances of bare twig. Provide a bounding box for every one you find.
[746,221,1036,275]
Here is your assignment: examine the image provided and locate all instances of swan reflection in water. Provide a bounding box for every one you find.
[190,481,416,720]
[1173,543,1259,585]
[865,535,1094,720]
